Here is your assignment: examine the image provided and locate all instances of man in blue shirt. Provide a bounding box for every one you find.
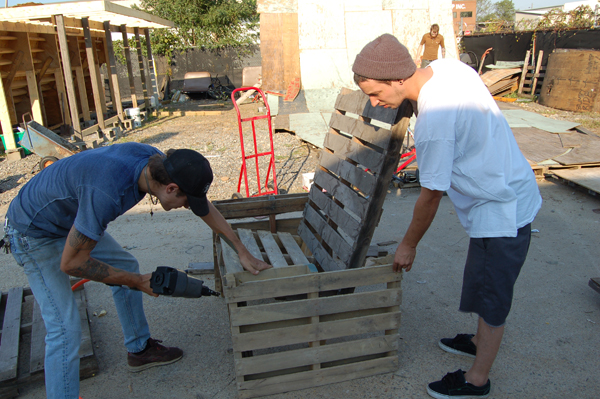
[5,143,271,398]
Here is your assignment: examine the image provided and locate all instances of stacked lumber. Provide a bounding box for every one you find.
[481,68,521,96]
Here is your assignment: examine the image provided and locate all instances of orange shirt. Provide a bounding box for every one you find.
[420,33,445,60]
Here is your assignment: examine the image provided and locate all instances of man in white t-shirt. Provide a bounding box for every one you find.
[352,34,542,399]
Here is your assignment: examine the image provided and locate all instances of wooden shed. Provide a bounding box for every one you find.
[0,0,174,160]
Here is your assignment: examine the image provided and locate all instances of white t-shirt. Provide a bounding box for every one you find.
[415,59,542,238]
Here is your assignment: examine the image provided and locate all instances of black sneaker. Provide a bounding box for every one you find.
[439,334,477,358]
[427,369,490,398]
[127,338,183,372]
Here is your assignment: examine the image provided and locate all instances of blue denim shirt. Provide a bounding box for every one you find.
[7,143,161,241]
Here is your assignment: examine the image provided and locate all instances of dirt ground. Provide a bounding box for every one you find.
[0,99,320,215]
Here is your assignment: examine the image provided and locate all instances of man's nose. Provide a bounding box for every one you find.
[369,97,379,107]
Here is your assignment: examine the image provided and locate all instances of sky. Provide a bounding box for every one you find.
[0,0,581,12]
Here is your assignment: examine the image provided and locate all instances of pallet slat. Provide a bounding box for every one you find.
[277,232,310,266]
[222,240,244,275]
[236,334,398,376]
[229,287,401,327]
[29,299,45,374]
[313,170,368,220]
[303,205,352,264]
[232,311,401,352]
[323,131,384,173]
[319,150,376,196]
[298,221,346,272]
[0,288,23,382]
[308,187,361,242]
[225,264,401,303]
[239,356,397,398]
[257,230,288,268]
[238,229,263,260]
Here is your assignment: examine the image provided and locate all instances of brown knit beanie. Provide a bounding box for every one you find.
[352,34,416,80]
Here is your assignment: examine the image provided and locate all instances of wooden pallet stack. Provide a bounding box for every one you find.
[213,88,412,398]
[0,285,98,399]
[481,68,522,97]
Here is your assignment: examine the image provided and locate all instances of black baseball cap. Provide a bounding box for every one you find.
[163,149,213,217]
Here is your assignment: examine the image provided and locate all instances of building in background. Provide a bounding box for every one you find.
[452,0,477,35]
[516,1,599,25]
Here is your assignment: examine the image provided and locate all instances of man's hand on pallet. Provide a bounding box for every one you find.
[239,250,272,275]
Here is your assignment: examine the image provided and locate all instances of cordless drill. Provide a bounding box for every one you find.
[150,266,220,298]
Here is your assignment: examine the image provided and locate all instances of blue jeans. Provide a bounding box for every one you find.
[7,224,150,399]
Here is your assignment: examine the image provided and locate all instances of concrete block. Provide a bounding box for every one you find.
[6,148,24,161]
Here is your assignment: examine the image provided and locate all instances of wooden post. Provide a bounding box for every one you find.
[120,25,138,108]
[68,36,91,123]
[0,77,17,151]
[37,31,70,126]
[54,14,82,138]
[14,32,44,124]
[3,50,22,125]
[134,27,150,109]
[518,50,531,95]
[81,17,105,130]
[103,21,124,121]
[36,57,53,125]
[94,38,108,116]
[144,28,157,99]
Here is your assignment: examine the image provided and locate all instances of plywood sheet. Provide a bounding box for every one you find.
[539,50,600,113]
[345,10,393,71]
[281,13,300,89]
[260,13,284,91]
[392,9,430,58]
[289,112,329,148]
[551,167,600,194]
[511,127,566,164]
[502,109,580,133]
[300,49,353,90]
[298,0,345,50]
[553,133,600,165]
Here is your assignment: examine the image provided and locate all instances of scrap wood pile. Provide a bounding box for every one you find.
[480,68,522,97]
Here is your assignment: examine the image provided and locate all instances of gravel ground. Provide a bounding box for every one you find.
[0,100,320,215]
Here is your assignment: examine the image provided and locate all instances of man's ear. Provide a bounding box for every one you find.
[165,183,179,194]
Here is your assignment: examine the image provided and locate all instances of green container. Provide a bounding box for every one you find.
[1,130,32,155]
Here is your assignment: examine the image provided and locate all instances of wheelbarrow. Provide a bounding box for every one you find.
[19,118,80,171]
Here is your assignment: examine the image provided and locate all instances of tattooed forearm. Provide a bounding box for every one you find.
[69,258,111,281]
[68,229,96,251]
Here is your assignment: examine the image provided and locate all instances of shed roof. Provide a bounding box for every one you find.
[0,0,174,30]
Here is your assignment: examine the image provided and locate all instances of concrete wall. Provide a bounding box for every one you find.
[259,0,458,113]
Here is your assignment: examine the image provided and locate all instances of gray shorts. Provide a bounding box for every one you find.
[459,224,532,327]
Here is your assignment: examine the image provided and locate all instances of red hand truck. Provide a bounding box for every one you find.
[231,87,278,198]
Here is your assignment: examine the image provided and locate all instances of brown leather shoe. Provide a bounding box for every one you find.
[127,338,183,372]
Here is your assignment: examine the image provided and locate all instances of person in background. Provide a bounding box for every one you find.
[416,24,446,68]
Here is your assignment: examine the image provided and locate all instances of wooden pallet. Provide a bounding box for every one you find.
[0,286,98,399]
[219,254,401,399]
[213,88,412,398]
[518,50,546,97]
